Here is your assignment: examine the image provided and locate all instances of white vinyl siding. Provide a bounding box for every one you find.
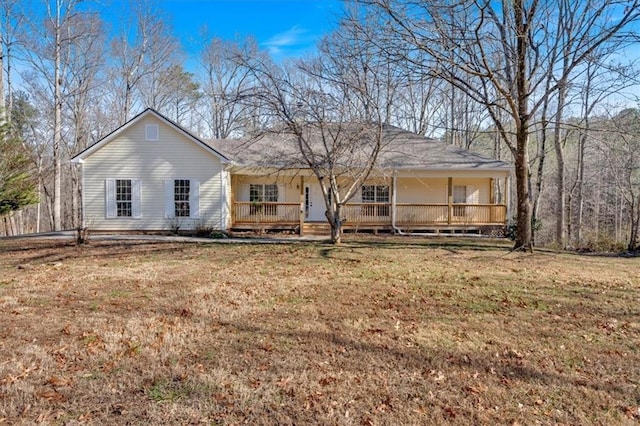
[83,115,227,231]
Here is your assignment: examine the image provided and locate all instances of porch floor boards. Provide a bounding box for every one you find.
[232,221,505,236]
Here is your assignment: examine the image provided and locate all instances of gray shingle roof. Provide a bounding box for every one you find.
[207,124,511,171]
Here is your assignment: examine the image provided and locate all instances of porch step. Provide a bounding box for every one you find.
[302,222,331,236]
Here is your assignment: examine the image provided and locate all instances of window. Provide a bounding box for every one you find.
[145,124,159,141]
[106,179,141,219]
[174,179,190,217]
[165,179,199,219]
[362,185,389,217]
[249,183,278,215]
[116,179,132,217]
[453,185,467,217]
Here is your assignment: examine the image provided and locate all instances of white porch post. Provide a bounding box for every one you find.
[447,177,453,224]
[299,176,305,235]
[505,175,512,223]
[391,171,397,230]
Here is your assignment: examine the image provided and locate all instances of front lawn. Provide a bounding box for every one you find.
[0,237,638,424]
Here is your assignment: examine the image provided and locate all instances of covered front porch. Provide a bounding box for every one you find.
[230,171,510,235]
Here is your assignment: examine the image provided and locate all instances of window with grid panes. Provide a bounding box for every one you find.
[174,179,191,217]
[362,185,389,216]
[249,184,278,215]
[115,179,133,217]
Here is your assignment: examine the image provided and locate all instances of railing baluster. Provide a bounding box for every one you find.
[233,202,507,226]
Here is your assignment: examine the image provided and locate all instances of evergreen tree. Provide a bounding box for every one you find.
[0,123,38,215]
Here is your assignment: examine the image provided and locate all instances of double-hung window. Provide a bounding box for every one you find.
[174,179,191,217]
[249,183,278,215]
[165,179,199,219]
[116,179,133,217]
[453,185,467,217]
[362,185,389,217]
[106,179,141,219]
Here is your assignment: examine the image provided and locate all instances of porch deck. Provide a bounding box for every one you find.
[232,202,507,235]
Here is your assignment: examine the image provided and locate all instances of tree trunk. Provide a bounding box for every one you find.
[532,93,551,246]
[575,129,587,247]
[513,0,533,251]
[629,195,639,252]
[0,23,5,125]
[52,2,62,231]
[553,81,568,248]
[328,204,342,244]
[514,132,533,251]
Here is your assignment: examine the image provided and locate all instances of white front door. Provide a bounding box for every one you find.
[305,185,326,222]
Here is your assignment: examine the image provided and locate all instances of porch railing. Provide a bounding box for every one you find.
[343,203,390,224]
[396,204,449,225]
[233,202,300,224]
[232,202,507,226]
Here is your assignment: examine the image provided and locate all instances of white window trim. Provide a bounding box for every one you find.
[165,179,200,219]
[362,184,389,203]
[145,124,159,141]
[105,178,142,219]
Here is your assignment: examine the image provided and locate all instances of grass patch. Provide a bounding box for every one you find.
[147,377,192,402]
[0,236,638,424]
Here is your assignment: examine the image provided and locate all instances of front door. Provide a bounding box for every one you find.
[305,185,326,222]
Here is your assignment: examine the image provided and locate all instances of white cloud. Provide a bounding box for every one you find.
[262,25,316,58]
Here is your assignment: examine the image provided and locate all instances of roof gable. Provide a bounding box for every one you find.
[70,108,229,163]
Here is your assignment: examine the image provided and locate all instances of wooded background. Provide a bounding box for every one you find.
[0,0,638,251]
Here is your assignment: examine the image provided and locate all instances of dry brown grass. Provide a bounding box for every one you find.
[0,236,639,425]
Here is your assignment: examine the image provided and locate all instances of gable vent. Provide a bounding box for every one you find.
[145,124,159,141]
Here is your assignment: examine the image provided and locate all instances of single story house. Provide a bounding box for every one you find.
[71,109,512,236]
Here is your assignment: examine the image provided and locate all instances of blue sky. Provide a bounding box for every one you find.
[109,0,344,61]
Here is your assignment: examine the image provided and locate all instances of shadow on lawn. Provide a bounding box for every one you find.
[316,238,512,259]
[2,239,199,267]
[213,318,631,397]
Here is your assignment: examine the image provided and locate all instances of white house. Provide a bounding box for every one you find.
[71,109,231,232]
[71,109,512,235]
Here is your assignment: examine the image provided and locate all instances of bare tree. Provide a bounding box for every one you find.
[108,0,179,124]
[61,12,106,228]
[197,36,262,139]
[0,0,21,124]
[598,109,640,251]
[360,0,640,250]
[392,72,444,137]
[21,0,89,231]
[238,31,392,243]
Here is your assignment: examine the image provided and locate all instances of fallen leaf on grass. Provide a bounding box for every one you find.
[466,384,488,394]
[319,376,337,386]
[46,376,72,387]
[623,406,640,419]
[360,416,374,426]
[37,390,65,402]
[77,412,92,422]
